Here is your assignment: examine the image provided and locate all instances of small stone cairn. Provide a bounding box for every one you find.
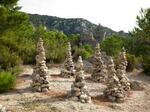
[69,56,91,103]
[116,47,130,92]
[103,56,127,103]
[31,38,50,92]
[91,43,108,83]
[60,42,75,78]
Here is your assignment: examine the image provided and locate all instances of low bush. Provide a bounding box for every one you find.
[143,56,150,75]
[80,49,92,59]
[0,72,16,93]
[8,66,22,76]
[126,53,137,72]
[73,45,93,60]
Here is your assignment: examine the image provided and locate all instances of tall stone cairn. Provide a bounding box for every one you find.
[31,38,50,92]
[60,42,75,78]
[116,47,130,92]
[103,56,127,103]
[69,56,91,103]
[91,43,108,83]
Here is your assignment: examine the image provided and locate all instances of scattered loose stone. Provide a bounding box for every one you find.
[108,104,123,110]
[116,47,131,92]
[91,43,108,83]
[0,104,6,112]
[31,38,50,92]
[103,56,127,103]
[60,42,75,78]
[69,56,91,103]
[130,80,145,91]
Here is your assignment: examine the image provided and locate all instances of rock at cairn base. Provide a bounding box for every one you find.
[0,104,6,112]
[103,56,127,103]
[116,47,130,92]
[31,38,50,92]
[91,43,108,83]
[130,80,145,91]
[60,42,75,78]
[69,56,91,103]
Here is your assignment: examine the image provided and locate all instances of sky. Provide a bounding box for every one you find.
[18,0,150,32]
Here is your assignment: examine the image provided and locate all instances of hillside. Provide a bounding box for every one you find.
[29,14,128,44]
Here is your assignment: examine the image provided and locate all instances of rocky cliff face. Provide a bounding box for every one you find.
[29,14,128,45]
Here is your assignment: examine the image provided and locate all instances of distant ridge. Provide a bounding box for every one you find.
[29,14,128,45]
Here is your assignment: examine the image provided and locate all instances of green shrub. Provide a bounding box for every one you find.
[126,53,137,72]
[0,45,22,70]
[80,49,92,59]
[100,35,124,56]
[19,43,36,64]
[8,66,22,76]
[83,44,93,54]
[73,44,93,60]
[0,72,16,93]
[143,56,150,75]
[73,47,93,60]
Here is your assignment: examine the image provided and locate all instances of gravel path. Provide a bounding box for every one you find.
[0,65,150,112]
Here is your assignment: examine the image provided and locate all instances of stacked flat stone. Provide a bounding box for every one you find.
[31,38,50,92]
[101,51,109,65]
[60,42,75,78]
[0,104,6,112]
[91,43,107,83]
[70,56,91,103]
[116,47,130,92]
[103,56,127,103]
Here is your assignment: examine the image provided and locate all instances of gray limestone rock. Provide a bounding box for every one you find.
[130,80,145,91]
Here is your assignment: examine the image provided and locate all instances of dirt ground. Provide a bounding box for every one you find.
[0,65,150,112]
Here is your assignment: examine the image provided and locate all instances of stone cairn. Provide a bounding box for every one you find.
[31,38,50,92]
[69,56,91,103]
[103,56,127,103]
[116,47,130,92]
[60,42,75,78]
[91,43,108,83]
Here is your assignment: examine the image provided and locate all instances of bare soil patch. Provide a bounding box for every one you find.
[0,65,150,112]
